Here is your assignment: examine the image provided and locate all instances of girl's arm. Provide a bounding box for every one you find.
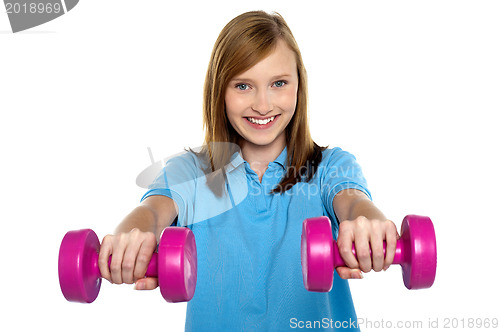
[98,195,178,290]
[115,195,179,241]
[332,189,399,279]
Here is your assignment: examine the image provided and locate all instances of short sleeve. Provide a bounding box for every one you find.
[141,152,200,227]
[140,149,248,227]
[320,148,371,223]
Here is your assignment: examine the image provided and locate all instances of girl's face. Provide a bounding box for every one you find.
[225,40,298,152]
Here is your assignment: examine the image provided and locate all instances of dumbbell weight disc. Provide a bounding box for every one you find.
[400,215,437,289]
[58,229,101,303]
[158,227,197,302]
[301,217,334,292]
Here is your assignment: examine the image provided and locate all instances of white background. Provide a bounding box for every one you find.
[1,1,499,331]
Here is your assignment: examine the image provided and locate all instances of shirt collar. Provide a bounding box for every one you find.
[226,146,288,172]
[226,150,245,173]
[272,146,287,170]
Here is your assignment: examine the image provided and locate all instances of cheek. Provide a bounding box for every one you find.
[224,92,237,122]
[278,88,298,114]
[225,90,246,116]
[224,92,245,131]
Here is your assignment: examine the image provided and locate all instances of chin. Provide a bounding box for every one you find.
[242,133,281,147]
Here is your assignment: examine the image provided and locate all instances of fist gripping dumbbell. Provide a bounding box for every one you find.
[301,215,437,292]
[58,227,197,303]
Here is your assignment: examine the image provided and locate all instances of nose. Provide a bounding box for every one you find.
[251,89,273,115]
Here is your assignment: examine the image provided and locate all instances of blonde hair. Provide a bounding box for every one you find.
[201,10,325,194]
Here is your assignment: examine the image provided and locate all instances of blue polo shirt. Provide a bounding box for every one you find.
[141,146,370,331]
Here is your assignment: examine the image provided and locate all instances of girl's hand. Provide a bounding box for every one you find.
[336,216,399,279]
[98,228,159,290]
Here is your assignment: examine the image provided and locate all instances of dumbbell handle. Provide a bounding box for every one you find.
[89,252,159,279]
[332,241,405,268]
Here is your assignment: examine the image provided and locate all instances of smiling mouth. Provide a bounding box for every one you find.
[245,116,277,125]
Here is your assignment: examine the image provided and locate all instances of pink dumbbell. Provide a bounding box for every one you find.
[58,227,197,303]
[301,215,437,292]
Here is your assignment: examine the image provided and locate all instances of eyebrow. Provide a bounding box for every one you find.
[230,74,292,82]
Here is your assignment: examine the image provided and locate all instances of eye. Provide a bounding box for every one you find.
[236,83,249,91]
[273,80,287,88]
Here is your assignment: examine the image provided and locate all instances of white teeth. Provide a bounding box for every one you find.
[247,116,275,125]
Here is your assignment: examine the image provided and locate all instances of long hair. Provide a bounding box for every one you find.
[201,10,326,195]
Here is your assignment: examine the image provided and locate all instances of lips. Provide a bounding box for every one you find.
[244,115,279,129]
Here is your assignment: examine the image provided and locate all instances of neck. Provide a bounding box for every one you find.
[240,134,286,181]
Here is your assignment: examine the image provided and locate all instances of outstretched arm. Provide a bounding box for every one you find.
[99,195,178,290]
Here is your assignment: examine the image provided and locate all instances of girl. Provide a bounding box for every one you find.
[99,11,398,331]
